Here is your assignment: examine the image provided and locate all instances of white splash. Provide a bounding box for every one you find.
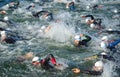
[102,61,118,77]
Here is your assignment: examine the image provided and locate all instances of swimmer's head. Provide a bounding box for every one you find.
[0,31,6,36]
[41,26,46,30]
[32,56,40,62]
[30,3,35,7]
[3,16,9,21]
[101,36,108,41]
[100,41,107,49]
[85,18,91,24]
[32,56,41,66]
[94,61,103,67]
[101,52,107,55]
[1,11,7,14]
[90,23,95,28]
[74,35,80,41]
[113,9,118,13]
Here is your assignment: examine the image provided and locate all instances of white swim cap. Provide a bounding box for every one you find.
[74,35,80,41]
[85,19,89,23]
[3,16,9,21]
[1,31,6,36]
[100,41,107,49]
[41,26,46,30]
[6,4,9,7]
[101,36,108,41]
[86,5,90,9]
[95,61,103,67]
[30,3,35,6]
[90,24,95,28]
[32,56,40,62]
[85,18,91,23]
[108,28,113,31]
[101,52,107,55]
[113,9,118,13]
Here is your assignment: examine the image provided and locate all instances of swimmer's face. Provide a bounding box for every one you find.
[86,20,91,24]
[74,40,80,46]
[32,61,41,66]
[80,34,83,37]
[32,5,35,7]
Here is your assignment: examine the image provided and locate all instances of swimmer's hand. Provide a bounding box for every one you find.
[81,16,86,18]
[72,68,80,73]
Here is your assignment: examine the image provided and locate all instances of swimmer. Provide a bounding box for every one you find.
[8,1,20,10]
[100,36,120,55]
[0,10,7,15]
[0,16,17,27]
[84,52,115,62]
[16,52,34,62]
[0,30,16,44]
[0,29,27,44]
[32,10,53,21]
[26,3,35,10]
[72,61,104,75]
[32,54,63,70]
[82,15,103,29]
[66,1,75,11]
[98,28,120,34]
[74,34,91,47]
[40,25,51,33]
[91,4,103,10]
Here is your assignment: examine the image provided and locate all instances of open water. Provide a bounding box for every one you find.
[0,0,120,77]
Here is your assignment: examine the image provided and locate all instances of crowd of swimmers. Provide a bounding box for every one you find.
[0,0,120,76]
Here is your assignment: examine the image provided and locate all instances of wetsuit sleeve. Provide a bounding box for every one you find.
[108,38,120,48]
[42,54,57,69]
[82,70,102,75]
[45,54,57,65]
[33,11,47,17]
[0,27,5,31]
[26,6,32,10]
[50,54,57,65]
[85,15,94,20]
[84,35,91,42]
[0,19,6,22]
[16,1,20,6]
[107,38,120,51]
[106,30,120,34]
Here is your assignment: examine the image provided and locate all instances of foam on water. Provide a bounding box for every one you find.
[0,0,120,77]
[44,22,75,42]
[102,61,118,77]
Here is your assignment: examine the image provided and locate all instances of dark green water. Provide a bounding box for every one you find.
[0,0,120,77]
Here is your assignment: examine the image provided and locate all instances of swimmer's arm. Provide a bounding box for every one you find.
[83,55,98,61]
[82,15,94,20]
[1,35,6,42]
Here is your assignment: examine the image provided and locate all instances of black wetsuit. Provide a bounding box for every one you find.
[92,4,99,9]
[85,15,102,26]
[0,29,26,44]
[32,11,53,21]
[100,30,120,34]
[9,1,19,9]
[69,2,75,11]
[32,11,46,17]
[78,35,91,46]
[0,19,17,27]
[82,70,103,75]
[41,54,56,70]
[4,37,16,44]
[97,53,115,61]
